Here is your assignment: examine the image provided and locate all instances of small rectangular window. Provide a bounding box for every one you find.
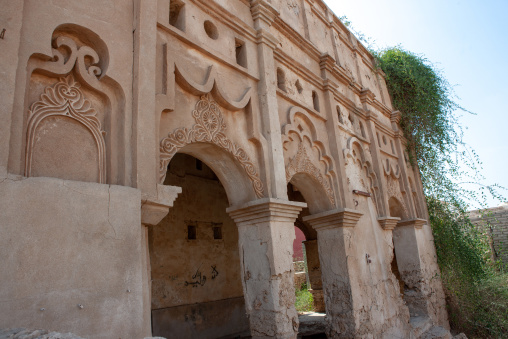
[235,38,247,68]
[213,226,222,240]
[187,225,196,240]
[169,0,186,31]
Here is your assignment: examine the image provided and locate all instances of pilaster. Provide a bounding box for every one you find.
[361,88,390,217]
[250,1,288,199]
[320,53,354,209]
[133,0,159,199]
[391,110,417,217]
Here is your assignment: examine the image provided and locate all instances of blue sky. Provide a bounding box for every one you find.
[323,0,508,208]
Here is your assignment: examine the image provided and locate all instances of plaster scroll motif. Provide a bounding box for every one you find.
[160,94,264,198]
[31,36,105,89]
[286,143,335,205]
[25,75,106,183]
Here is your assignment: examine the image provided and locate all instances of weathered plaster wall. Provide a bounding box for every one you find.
[0,176,145,339]
[149,154,248,338]
[0,0,450,337]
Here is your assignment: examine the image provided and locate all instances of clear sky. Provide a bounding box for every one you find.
[323,0,508,208]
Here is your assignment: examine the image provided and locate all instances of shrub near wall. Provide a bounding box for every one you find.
[375,47,507,338]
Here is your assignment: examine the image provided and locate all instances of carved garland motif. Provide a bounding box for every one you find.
[25,75,106,183]
[286,143,335,205]
[159,94,264,198]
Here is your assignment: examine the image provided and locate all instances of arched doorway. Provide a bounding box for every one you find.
[148,153,250,338]
[286,168,336,319]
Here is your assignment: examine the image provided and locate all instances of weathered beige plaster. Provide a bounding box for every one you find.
[0,0,450,337]
[0,176,145,339]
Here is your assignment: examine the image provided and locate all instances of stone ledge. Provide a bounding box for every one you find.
[303,208,363,230]
[397,218,427,229]
[227,198,306,225]
[141,184,182,226]
[378,216,401,230]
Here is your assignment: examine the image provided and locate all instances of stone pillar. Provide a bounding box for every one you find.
[303,239,325,313]
[392,218,430,317]
[140,184,182,337]
[250,0,288,199]
[227,198,306,339]
[303,208,363,339]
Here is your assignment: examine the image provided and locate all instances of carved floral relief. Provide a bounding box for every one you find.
[159,94,264,198]
[25,75,106,183]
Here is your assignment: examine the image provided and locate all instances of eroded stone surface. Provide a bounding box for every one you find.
[0,0,449,338]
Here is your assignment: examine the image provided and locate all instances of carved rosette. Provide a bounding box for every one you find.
[286,143,335,205]
[159,94,264,198]
[25,75,106,183]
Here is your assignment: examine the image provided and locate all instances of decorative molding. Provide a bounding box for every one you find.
[159,94,264,198]
[30,36,106,89]
[175,63,252,111]
[25,75,106,183]
[397,218,427,229]
[286,143,335,205]
[250,0,280,28]
[303,208,364,230]
[383,157,401,178]
[226,198,306,226]
[377,216,401,231]
[141,185,182,226]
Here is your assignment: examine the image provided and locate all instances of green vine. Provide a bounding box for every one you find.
[374,46,507,338]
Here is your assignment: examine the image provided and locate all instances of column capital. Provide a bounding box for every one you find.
[255,29,279,49]
[227,198,306,225]
[377,216,401,231]
[360,88,376,105]
[320,53,336,73]
[397,218,427,229]
[251,0,279,29]
[303,208,363,231]
[141,184,181,226]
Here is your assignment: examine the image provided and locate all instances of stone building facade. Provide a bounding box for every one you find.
[469,203,508,266]
[0,0,450,338]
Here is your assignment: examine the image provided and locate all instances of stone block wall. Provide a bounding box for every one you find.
[469,203,508,265]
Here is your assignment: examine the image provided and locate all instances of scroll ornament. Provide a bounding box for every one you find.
[25,75,106,183]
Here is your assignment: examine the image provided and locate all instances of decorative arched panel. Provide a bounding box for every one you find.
[343,136,381,214]
[282,106,336,212]
[21,24,125,185]
[159,94,264,199]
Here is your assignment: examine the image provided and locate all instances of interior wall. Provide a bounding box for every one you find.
[149,153,248,339]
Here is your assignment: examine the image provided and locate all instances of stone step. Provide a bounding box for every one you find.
[410,315,434,338]
[420,326,453,339]
[0,328,84,339]
[297,312,326,337]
